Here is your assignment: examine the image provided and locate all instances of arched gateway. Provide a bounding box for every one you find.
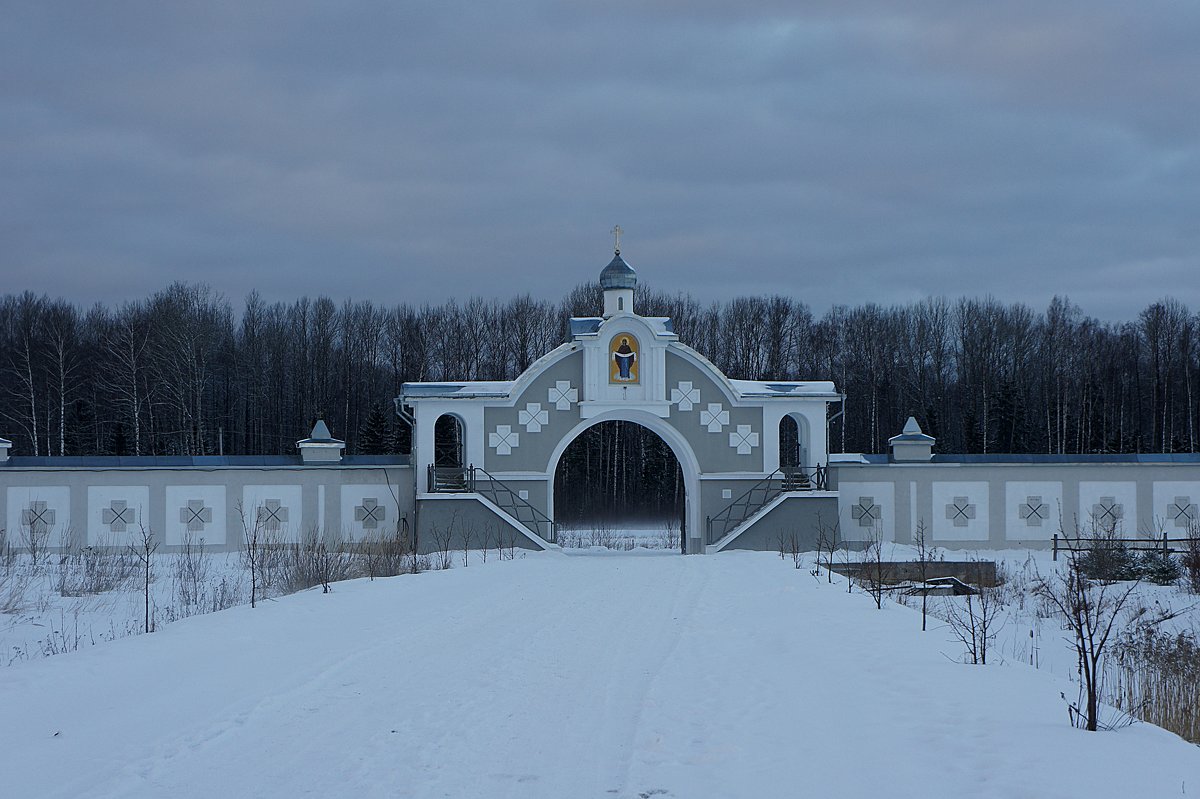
[398,245,842,554]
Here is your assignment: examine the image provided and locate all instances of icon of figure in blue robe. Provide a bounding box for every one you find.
[613,337,637,381]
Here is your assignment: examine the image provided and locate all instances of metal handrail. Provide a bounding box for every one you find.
[425,463,557,544]
[706,465,828,545]
[428,464,470,492]
[471,466,558,544]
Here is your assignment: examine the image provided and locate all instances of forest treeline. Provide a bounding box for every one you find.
[1,281,1197,459]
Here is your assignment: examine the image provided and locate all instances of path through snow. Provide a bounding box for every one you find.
[2,552,1197,798]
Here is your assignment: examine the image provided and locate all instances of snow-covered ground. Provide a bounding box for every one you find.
[557,523,682,551]
[2,550,1197,798]
[1,549,248,666]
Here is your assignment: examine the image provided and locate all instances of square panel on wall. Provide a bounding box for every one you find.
[839,482,895,541]
[340,484,402,542]
[1152,482,1200,534]
[241,485,304,543]
[87,485,150,546]
[1077,482,1137,537]
[1004,481,1063,541]
[931,481,990,541]
[6,486,72,548]
[164,485,227,546]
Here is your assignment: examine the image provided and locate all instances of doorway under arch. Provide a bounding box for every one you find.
[551,418,690,552]
[433,414,465,468]
[779,413,810,470]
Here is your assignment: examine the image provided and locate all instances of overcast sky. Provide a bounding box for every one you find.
[2,2,1197,320]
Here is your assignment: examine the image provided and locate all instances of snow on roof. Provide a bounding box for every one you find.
[888,416,935,444]
[729,379,840,398]
[0,455,410,468]
[401,381,515,399]
[569,316,675,337]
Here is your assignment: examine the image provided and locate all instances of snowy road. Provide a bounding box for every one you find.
[3,552,1198,798]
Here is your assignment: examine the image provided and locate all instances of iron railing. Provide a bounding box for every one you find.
[706,465,827,546]
[425,464,558,544]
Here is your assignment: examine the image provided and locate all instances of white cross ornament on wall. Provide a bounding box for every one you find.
[729,424,759,455]
[519,402,549,433]
[699,403,729,433]
[670,381,700,412]
[489,424,520,455]
[548,380,578,412]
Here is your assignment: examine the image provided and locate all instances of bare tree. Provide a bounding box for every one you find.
[1034,547,1142,730]
[859,523,890,610]
[129,525,159,633]
[913,518,934,631]
[238,501,263,608]
[943,581,1003,665]
[814,512,839,584]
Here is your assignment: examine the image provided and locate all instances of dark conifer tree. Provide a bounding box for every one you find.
[358,404,391,455]
[107,422,130,456]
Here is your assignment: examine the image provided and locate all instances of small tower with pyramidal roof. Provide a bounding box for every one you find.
[297,417,345,464]
[888,416,936,462]
[600,224,636,318]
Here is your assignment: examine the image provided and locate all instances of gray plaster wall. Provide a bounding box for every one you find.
[483,348,585,474]
[415,496,544,553]
[717,495,839,552]
[664,351,765,474]
[1,465,414,553]
[834,461,1200,549]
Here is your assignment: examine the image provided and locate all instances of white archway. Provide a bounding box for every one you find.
[546,409,702,552]
[779,412,811,469]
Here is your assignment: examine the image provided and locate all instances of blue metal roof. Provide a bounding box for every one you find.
[570,317,603,336]
[1,454,410,468]
[932,453,1200,464]
[840,453,1200,466]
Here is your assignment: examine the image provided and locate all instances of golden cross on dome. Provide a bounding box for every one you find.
[611,224,623,254]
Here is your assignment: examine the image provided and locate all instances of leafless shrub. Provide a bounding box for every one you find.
[814,512,839,584]
[172,532,210,610]
[461,524,473,567]
[1034,548,1145,731]
[496,527,518,561]
[913,519,936,631]
[588,522,616,550]
[56,542,134,597]
[776,531,801,569]
[208,572,244,613]
[39,608,87,656]
[129,525,159,633]
[430,521,454,571]
[943,582,1004,665]
[20,518,51,565]
[238,501,278,608]
[858,524,890,609]
[0,563,31,614]
[365,523,410,579]
[281,532,354,594]
[661,520,680,551]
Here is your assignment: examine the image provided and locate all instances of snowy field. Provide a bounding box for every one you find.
[2,550,1199,798]
[557,523,682,551]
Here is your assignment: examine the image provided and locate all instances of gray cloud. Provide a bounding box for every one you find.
[2,2,1197,320]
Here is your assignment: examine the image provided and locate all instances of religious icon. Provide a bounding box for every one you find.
[610,334,639,383]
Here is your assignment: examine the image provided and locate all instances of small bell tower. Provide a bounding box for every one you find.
[600,225,636,317]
